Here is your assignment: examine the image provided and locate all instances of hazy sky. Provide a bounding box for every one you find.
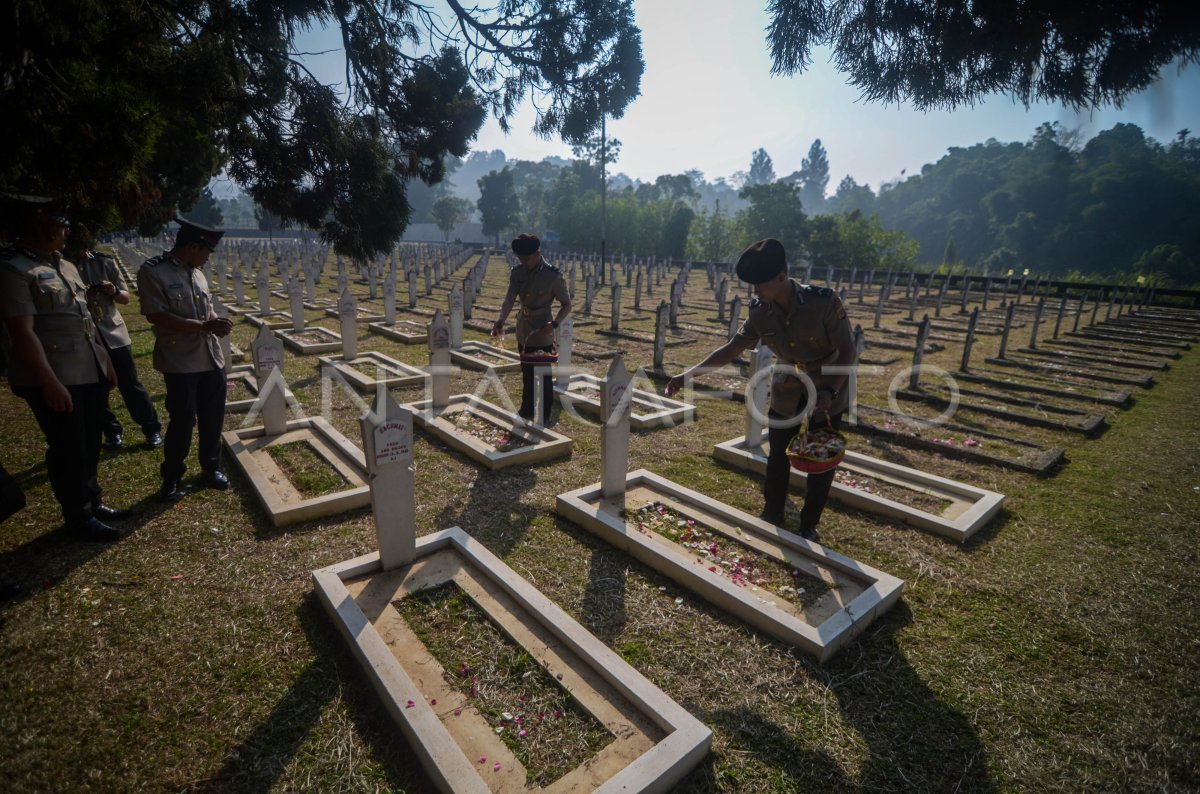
[288,1,1199,193]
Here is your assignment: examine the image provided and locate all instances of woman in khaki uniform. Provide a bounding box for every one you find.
[666,238,856,542]
[492,234,571,424]
[0,196,123,541]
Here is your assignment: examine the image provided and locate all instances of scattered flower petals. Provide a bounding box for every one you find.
[429,699,437,706]
[170,574,185,581]
[479,757,486,764]
[493,763,502,772]
[406,700,415,708]
[518,729,527,738]
[454,708,462,716]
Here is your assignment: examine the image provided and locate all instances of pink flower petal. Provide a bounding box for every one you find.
[405,700,415,708]
[430,699,437,706]
[493,763,502,772]
[479,756,486,764]
[454,708,462,716]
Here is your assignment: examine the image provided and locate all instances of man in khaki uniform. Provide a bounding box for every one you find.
[138,218,233,501]
[492,233,571,424]
[0,195,124,541]
[666,238,856,541]
[67,240,162,450]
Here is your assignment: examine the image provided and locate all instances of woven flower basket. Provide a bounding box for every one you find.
[787,423,846,474]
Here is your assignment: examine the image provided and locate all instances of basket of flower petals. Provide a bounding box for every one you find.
[519,348,559,365]
[787,421,846,474]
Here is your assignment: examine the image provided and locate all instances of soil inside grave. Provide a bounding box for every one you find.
[394,582,615,787]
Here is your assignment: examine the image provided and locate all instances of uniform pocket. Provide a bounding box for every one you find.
[32,280,63,311]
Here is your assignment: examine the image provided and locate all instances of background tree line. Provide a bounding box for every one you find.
[420,122,1197,287]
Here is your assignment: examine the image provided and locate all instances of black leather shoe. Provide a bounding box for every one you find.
[204,470,230,490]
[158,479,183,502]
[70,517,121,542]
[145,432,163,449]
[102,433,124,452]
[93,504,132,521]
[798,525,821,543]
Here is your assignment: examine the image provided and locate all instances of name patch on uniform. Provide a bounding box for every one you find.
[38,271,56,280]
[168,283,184,289]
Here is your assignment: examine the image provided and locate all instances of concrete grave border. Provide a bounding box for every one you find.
[368,318,431,343]
[277,326,344,355]
[556,469,904,663]
[713,437,1004,543]
[403,394,572,470]
[244,311,295,330]
[325,306,387,323]
[449,340,522,373]
[224,369,296,414]
[312,529,712,793]
[222,416,371,526]
[556,373,695,430]
[318,351,428,393]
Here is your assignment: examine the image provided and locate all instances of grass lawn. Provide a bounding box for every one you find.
[0,249,1197,792]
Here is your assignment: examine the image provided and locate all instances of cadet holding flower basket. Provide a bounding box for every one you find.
[492,234,571,425]
[665,238,856,542]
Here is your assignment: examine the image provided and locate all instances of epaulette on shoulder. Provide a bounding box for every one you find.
[145,254,167,267]
[803,285,834,298]
[748,297,765,309]
[545,264,561,274]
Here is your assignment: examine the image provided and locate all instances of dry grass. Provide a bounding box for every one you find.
[266,440,350,498]
[0,250,1197,792]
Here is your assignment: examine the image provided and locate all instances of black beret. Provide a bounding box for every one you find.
[0,193,70,226]
[511,233,540,256]
[735,238,787,284]
[175,217,225,251]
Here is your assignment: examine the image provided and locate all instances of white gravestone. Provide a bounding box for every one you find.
[555,316,574,391]
[407,270,418,309]
[449,286,464,350]
[339,289,358,360]
[745,345,772,448]
[610,285,621,332]
[360,394,416,569]
[600,355,632,499]
[251,326,287,436]
[728,295,742,339]
[289,278,305,332]
[428,310,451,410]
[384,278,397,324]
[256,273,271,313]
[232,269,246,305]
[214,297,232,372]
[653,300,669,371]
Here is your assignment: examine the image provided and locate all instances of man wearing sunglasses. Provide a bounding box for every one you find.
[137,218,234,502]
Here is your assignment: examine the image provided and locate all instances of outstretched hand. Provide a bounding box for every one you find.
[664,374,685,397]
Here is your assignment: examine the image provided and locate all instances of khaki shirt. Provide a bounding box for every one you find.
[79,252,133,348]
[729,279,855,416]
[0,246,108,387]
[137,253,223,373]
[504,260,569,347]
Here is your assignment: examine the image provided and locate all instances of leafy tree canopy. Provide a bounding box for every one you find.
[477,167,520,245]
[2,0,643,259]
[766,0,1199,110]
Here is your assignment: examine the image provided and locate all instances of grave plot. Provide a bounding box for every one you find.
[316,538,712,793]
[450,340,522,374]
[1014,344,1169,372]
[556,373,694,430]
[557,470,903,663]
[223,418,370,526]
[893,388,1106,435]
[369,318,430,343]
[325,306,387,323]
[224,369,296,414]
[956,369,1132,407]
[224,326,371,526]
[555,357,904,662]
[1042,336,1181,360]
[1065,327,1190,350]
[277,326,343,354]
[244,311,295,330]
[713,439,1005,543]
[314,395,711,793]
[404,394,572,470]
[852,405,1065,475]
[318,351,427,393]
[1093,319,1197,344]
[984,354,1154,388]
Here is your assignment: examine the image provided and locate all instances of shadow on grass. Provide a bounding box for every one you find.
[679,604,995,792]
[551,514,630,645]
[194,595,433,794]
[433,465,537,558]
